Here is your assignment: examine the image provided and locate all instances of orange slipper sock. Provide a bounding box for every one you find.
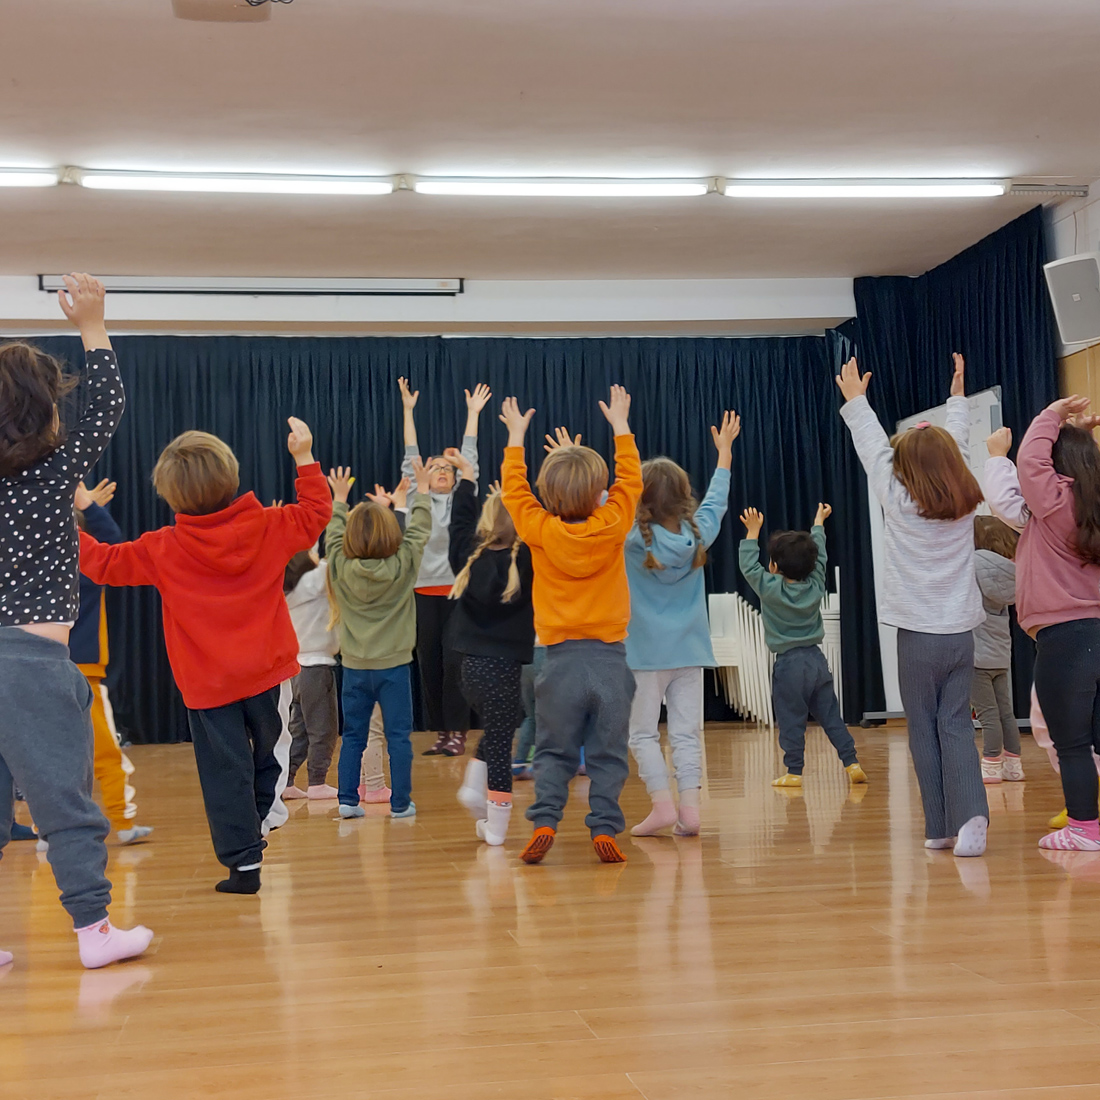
[593,835,627,863]
[521,827,556,864]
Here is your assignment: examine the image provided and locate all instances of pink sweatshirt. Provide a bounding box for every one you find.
[1016,408,1100,635]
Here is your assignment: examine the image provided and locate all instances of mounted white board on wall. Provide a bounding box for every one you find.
[863,387,1002,722]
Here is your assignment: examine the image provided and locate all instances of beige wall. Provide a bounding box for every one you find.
[1060,345,1100,404]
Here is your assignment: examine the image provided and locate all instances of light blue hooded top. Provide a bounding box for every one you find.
[624,467,730,671]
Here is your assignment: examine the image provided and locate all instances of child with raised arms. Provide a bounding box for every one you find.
[500,386,643,865]
[625,410,739,837]
[837,354,987,856]
[80,417,332,893]
[327,460,432,820]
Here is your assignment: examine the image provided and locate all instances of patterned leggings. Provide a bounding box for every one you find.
[461,655,522,793]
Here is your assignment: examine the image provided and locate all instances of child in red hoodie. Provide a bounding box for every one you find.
[79,418,332,893]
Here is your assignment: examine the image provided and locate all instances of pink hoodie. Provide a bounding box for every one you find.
[1016,408,1100,635]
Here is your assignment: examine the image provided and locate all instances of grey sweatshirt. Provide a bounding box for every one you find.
[402,434,479,589]
[840,394,984,635]
[972,549,1016,669]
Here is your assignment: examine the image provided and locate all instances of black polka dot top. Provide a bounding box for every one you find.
[1,349,125,628]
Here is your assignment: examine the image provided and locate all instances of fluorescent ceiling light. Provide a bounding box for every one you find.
[76,171,393,195]
[722,179,1006,199]
[0,169,59,187]
[38,276,461,296]
[415,178,709,197]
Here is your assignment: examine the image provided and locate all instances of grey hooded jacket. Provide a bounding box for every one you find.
[973,548,1016,669]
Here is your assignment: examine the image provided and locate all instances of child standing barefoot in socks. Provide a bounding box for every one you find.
[625,411,739,837]
[0,273,152,967]
[282,550,340,800]
[838,354,988,857]
[500,387,643,865]
[327,462,432,819]
[446,448,535,845]
[80,418,332,892]
[1016,396,1100,851]
[739,503,867,789]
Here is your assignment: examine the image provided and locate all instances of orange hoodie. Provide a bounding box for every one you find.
[501,435,642,646]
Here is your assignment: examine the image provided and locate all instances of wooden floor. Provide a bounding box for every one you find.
[4,725,1100,1100]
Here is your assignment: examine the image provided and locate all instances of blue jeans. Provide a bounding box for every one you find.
[339,665,414,812]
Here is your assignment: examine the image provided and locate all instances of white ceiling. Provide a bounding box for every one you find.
[0,0,1096,280]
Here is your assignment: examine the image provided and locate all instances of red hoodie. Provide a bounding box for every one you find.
[79,462,332,710]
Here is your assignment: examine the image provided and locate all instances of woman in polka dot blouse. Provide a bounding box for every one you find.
[0,274,154,971]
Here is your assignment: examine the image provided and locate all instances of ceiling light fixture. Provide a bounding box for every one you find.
[76,171,393,195]
[721,179,1006,199]
[38,276,461,296]
[0,169,60,188]
[414,178,710,198]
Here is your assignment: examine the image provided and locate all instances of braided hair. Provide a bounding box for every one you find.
[450,490,523,603]
[637,457,707,571]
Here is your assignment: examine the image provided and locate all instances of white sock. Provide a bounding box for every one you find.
[458,759,489,820]
[482,797,512,846]
[953,816,988,858]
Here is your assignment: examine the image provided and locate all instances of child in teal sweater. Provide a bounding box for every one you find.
[738,504,866,788]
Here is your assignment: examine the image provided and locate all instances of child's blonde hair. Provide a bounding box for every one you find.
[450,490,522,603]
[152,430,240,516]
[536,445,607,521]
[636,457,706,571]
[343,501,402,561]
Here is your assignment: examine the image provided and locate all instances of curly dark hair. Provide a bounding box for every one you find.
[0,342,77,476]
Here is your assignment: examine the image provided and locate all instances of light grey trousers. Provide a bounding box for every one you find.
[897,629,989,840]
[628,667,703,796]
[0,628,112,928]
[971,668,1021,758]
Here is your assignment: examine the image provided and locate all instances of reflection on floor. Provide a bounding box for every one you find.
[3,723,1100,1100]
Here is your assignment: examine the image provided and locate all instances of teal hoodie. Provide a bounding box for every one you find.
[738,526,827,654]
[624,467,730,671]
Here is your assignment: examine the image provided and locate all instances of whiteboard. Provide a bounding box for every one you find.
[867,387,1002,717]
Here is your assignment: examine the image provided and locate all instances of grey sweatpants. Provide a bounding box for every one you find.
[628,667,704,795]
[971,668,1021,758]
[527,640,636,838]
[0,627,112,928]
[771,645,857,775]
[897,629,989,839]
[288,664,339,787]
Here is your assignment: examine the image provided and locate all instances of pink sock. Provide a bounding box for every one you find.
[631,796,678,836]
[75,919,154,970]
[675,788,702,836]
[0,948,12,967]
[1068,817,1100,841]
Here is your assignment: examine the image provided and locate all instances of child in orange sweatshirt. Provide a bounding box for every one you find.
[499,386,642,864]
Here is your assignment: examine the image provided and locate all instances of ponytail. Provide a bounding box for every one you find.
[502,540,522,603]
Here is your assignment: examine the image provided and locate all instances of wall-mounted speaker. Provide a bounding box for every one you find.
[1044,253,1100,346]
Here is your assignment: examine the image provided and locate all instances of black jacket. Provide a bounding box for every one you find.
[446,480,535,662]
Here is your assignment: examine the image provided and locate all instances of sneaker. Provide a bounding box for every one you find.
[981,757,1003,785]
[1039,824,1100,851]
[1001,754,1025,782]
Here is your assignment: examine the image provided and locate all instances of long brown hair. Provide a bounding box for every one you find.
[450,491,523,603]
[973,515,1019,560]
[636,457,706,571]
[0,342,78,476]
[890,426,983,521]
[1052,425,1100,565]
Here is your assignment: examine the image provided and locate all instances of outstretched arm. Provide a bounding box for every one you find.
[267,418,332,550]
[836,357,895,508]
[499,397,545,545]
[1018,396,1090,520]
[737,508,767,596]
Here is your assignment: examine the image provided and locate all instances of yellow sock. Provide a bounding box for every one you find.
[846,762,868,784]
[772,773,802,788]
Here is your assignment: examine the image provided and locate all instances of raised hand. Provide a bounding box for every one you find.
[598,384,632,435]
[740,507,764,540]
[711,410,741,470]
[1069,412,1100,432]
[814,502,833,527]
[835,357,871,403]
[500,396,536,446]
[411,456,432,495]
[365,483,392,508]
[544,427,581,453]
[443,446,476,481]
[950,353,966,399]
[327,466,354,504]
[390,476,411,510]
[75,478,117,510]
[465,383,492,414]
[58,273,105,329]
[1048,395,1091,422]
[986,427,1012,458]
[488,479,502,495]
[286,417,315,466]
[398,376,419,411]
